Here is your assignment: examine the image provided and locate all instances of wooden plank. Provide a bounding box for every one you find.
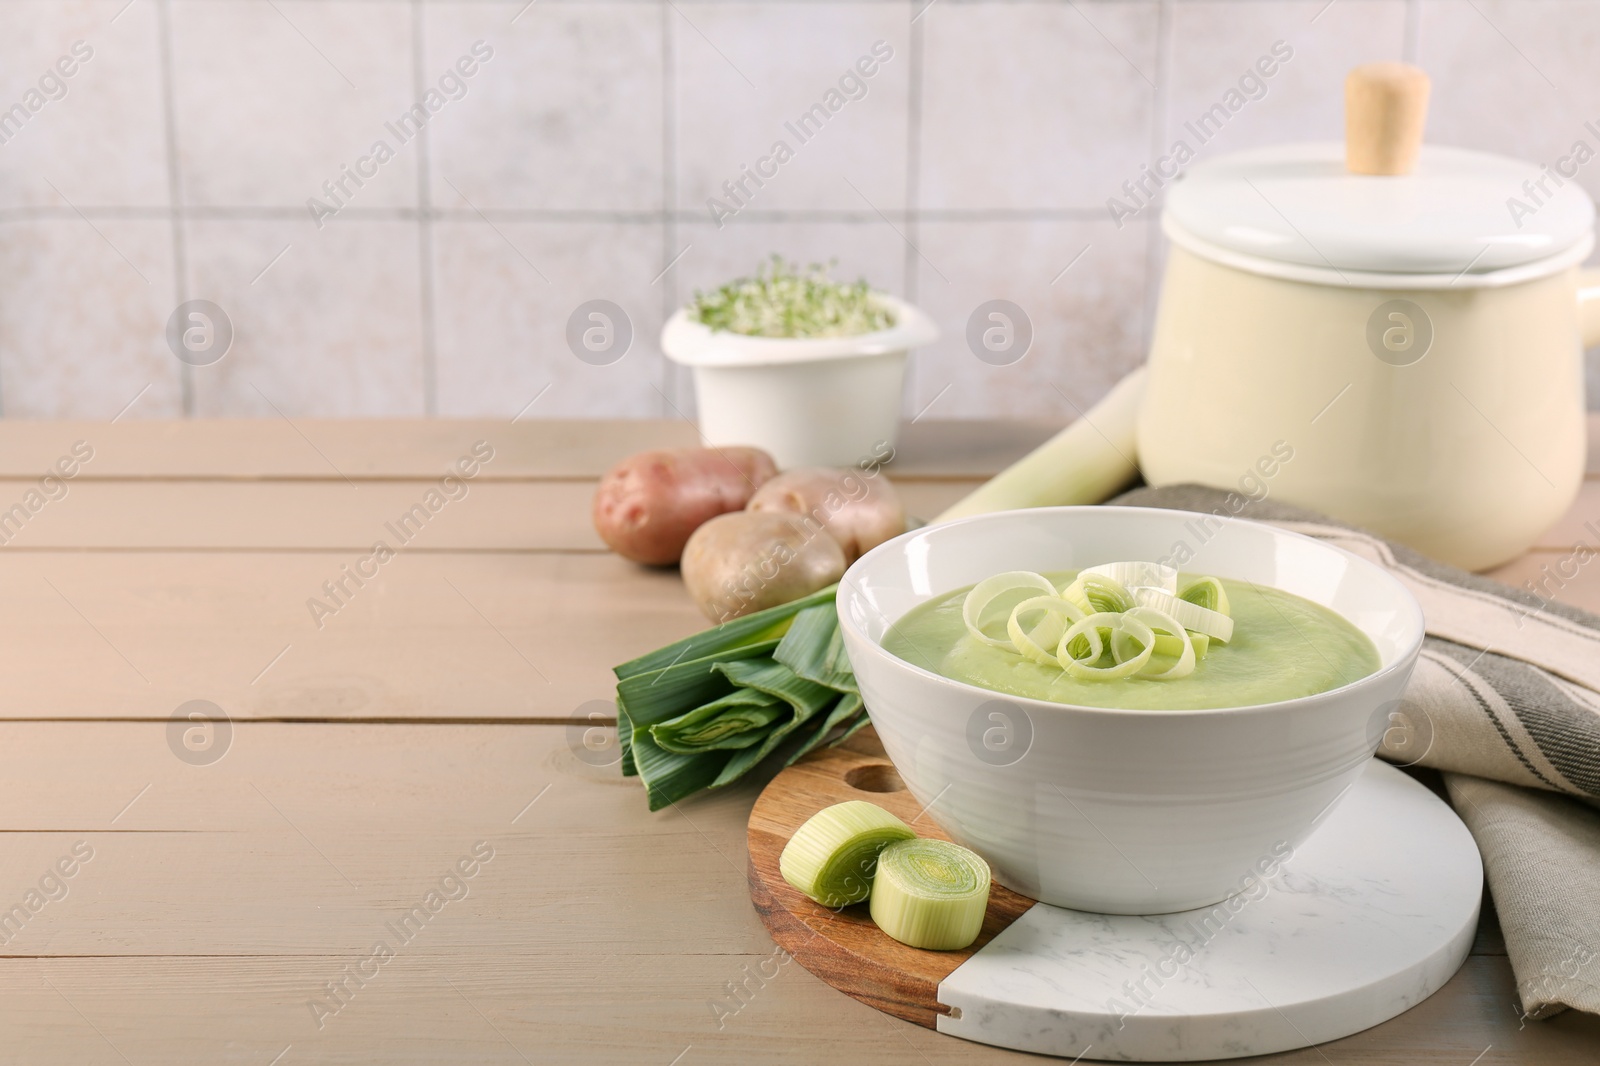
[0,724,769,957]
[0,468,1586,555]
[0,478,979,552]
[0,724,1590,1064]
[0,954,1592,1065]
[0,552,701,721]
[0,417,1060,482]
[0,419,696,481]
[0,543,1586,726]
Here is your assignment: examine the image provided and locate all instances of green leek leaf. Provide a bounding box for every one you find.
[614,585,837,680]
[616,692,638,777]
[786,692,864,766]
[774,604,858,692]
[650,689,785,754]
[630,722,733,812]
[828,710,873,748]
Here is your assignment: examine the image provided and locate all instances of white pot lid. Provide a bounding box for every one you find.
[1163,142,1595,278]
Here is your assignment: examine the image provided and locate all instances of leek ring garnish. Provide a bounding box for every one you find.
[962,571,1057,648]
[1057,612,1153,679]
[869,838,991,951]
[1179,575,1230,616]
[1060,573,1135,615]
[1153,631,1209,659]
[1082,561,1177,595]
[1005,596,1087,664]
[1133,587,1235,643]
[1121,606,1196,680]
[779,800,916,908]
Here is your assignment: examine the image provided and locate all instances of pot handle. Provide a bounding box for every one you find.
[1580,268,1600,350]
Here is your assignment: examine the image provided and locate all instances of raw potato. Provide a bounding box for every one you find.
[592,446,778,565]
[748,467,906,563]
[681,511,846,622]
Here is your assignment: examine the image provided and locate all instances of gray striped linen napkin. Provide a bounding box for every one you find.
[1113,485,1600,1021]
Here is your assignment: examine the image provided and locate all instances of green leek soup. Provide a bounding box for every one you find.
[880,572,1380,710]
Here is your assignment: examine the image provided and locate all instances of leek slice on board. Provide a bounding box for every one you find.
[649,689,786,754]
[780,801,916,907]
[869,838,992,950]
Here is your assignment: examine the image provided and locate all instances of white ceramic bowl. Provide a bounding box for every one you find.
[838,506,1426,915]
[660,295,938,469]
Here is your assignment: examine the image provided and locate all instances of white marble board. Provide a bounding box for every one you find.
[935,760,1483,1061]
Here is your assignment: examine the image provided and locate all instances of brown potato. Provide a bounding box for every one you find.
[591,446,778,565]
[681,511,846,622]
[747,467,906,563]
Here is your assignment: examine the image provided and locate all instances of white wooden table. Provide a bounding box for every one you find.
[0,416,1595,1064]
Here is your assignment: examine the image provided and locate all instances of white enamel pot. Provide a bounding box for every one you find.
[1138,141,1597,572]
[661,295,938,469]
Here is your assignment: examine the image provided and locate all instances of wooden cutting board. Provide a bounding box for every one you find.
[744,729,1035,1028]
[748,732,1485,1063]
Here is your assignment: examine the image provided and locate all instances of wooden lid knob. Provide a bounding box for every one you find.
[1345,63,1430,175]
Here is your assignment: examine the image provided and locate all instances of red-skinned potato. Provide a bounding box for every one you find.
[592,446,778,565]
[681,511,846,622]
[747,467,906,564]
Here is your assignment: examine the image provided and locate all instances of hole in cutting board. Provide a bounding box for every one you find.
[844,763,904,793]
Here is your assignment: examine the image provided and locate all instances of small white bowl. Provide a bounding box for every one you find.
[660,295,938,469]
[838,506,1426,915]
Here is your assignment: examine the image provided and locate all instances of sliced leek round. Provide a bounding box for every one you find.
[1179,575,1230,617]
[1060,573,1135,615]
[779,801,915,908]
[1153,631,1210,660]
[1082,561,1177,594]
[1058,612,1153,679]
[1005,595,1086,664]
[869,838,991,950]
[1133,587,1235,644]
[1121,606,1196,680]
[962,571,1057,648]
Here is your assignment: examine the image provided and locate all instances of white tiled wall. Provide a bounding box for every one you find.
[1,0,1598,420]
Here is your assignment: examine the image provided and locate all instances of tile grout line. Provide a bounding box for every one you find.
[413,0,440,417]
[156,0,194,417]
[901,1,925,420]
[0,206,1120,225]
[660,0,680,419]
[1137,0,1172,364]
